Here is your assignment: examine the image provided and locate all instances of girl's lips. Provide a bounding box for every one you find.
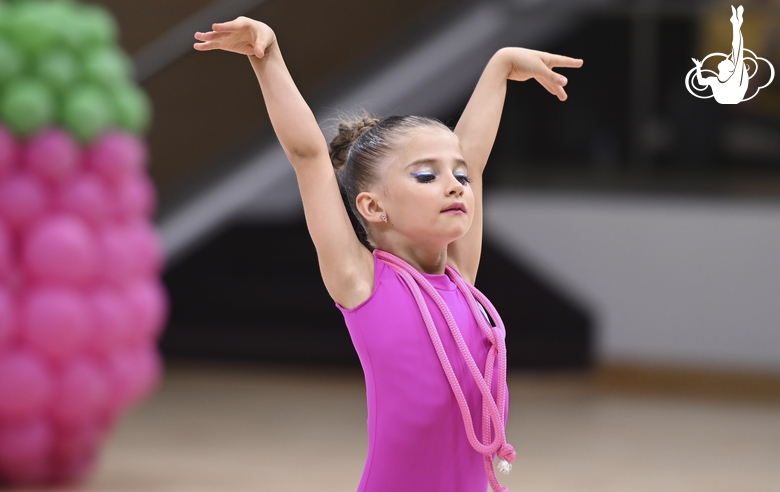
[442,202,466,213]
[441,209,466,214]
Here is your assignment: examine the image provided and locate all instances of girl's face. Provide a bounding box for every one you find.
[373,126,475,250]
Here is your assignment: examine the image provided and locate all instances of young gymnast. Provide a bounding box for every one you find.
[194,16,582,492]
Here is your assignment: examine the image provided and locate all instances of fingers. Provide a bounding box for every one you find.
[212,20,239,32]
[537,72,568,101]
[193,31,225,51]
[193,41,219,51]
[542,63,567,86]
[194,31,219,41]
[551,54,584,68]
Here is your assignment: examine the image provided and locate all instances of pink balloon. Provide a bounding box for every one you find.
[50,357,110,426]
[96,225,134,286]
[87,131,147,185]
[0,219,11,280]
[21,285,93,363]
[52,419,104,460]
[0,172,49,231]
[0,418,53,485]
[125,279,168,342]
[86,287,133,357]
[22,214,98,285]
[125,220,164,278]
[104,349,137,412]
[132,345,162,404]
[57,173,113,227]
[105,345,161,413]
[24,128,81,185]
[0,350,53,419]
[0,287,17,349]
[50,440,98,485]
[0,125,20,179]
[113,174,156,221]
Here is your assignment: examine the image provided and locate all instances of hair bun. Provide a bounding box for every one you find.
[329,115,380,170]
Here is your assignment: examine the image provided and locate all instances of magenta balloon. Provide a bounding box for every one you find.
[20,285,93,363]
[105,345,161,412]
[0,287,16,349]
[0,219,11,280]
[0,418,53,485]
[0,350,53,419]
[52,420,102,461]
[105,349,135,412]
[22,214,98,285]
[125,220,164,277]
[24,128,81,185]
[96,225,134,286]
[0,172,49,231]
[57,172,113,227]
[50,357,110,426]
[114,174,156,221]
[132,345,162,403]
[120,345,161,409]
[51,420,105,483]
[0,125,20,178]
[124,279,168,342]
[50,442,98,485]
[86,287,133,357]
[87,131,146,185]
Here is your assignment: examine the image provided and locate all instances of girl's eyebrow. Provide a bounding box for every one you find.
[405,157,468,169]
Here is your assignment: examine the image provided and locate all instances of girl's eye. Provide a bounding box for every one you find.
[412,173,472,185]
[413,173,435,183]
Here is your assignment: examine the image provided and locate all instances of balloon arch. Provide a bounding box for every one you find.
[0,0,168,486]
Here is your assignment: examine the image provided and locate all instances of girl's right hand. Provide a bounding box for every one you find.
[193,16,275,58]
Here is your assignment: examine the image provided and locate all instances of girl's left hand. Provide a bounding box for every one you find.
[499,47,583,101]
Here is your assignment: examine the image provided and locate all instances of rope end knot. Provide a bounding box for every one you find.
[498,443,516,463]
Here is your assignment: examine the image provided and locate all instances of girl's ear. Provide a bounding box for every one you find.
[356,191,385,223]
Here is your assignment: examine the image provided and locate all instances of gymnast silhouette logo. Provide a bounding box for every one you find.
[685,5,774,104]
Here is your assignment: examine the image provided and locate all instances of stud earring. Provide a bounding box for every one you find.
[380,214,387,223]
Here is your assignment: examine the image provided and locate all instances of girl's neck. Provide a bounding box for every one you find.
[375,242,450,275]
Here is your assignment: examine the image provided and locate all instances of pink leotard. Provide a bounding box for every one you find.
[335,248,513,492]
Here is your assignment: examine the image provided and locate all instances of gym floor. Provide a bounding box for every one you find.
[36,360,780,492]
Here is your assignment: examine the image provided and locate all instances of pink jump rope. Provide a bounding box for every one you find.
[374,249,516,492]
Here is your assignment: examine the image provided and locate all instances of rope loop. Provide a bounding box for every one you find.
[374,249,515,492]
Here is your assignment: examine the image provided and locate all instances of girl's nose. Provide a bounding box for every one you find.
[448,179,465,195]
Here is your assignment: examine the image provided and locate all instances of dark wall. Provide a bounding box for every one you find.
[161,219,592,369]
[94,0,449,212]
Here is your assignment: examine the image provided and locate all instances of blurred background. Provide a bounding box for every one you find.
[45,0,780,490]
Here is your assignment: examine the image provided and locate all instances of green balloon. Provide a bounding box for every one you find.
[41,0,89,51]
[0,3,8,36]
[0,77,56,136]
[78,4,118,47]
[112,84,152,134]
[0,37,24,84]
[4,2,59,57]
[40,0,81,50]
[35,48,80,91]
[83,46,133,87]
[61,84,116,142]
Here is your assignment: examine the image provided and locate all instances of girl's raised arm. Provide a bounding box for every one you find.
[448,48,582,283]
[194,18,373,307]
